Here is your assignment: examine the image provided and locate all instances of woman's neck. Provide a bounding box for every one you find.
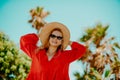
[47,46,57,55]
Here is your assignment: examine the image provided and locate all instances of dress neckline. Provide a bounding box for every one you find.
[44,49,61,61]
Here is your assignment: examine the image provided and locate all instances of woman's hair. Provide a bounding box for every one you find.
[43,28,63,51]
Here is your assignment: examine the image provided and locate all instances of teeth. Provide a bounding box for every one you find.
[53,42,56,44]
[52,41,57,44]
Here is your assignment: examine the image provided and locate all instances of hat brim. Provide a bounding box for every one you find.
[39,22,70,50]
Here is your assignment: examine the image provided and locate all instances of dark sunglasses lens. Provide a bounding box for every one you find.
[50,34,56,38]
[57,37,63,40]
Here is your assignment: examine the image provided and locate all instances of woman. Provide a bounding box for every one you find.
[20,22,86,80]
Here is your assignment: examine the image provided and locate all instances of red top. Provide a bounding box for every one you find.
[20,33,86,80]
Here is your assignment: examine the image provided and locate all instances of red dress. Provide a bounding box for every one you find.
[20,33,86,80]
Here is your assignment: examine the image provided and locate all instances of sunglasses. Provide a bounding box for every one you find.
[50,34,63,40]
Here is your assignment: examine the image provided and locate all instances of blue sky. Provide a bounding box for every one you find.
[0,0,120,79]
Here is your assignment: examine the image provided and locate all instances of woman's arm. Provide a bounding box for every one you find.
[62,41,86,63]
[20,33,39,58]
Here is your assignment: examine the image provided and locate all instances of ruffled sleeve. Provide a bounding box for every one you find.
[63,42,86,63]
[20,33,39,58]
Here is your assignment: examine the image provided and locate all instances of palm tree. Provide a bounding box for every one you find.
[75,23,120,80]
[28,7,50,33]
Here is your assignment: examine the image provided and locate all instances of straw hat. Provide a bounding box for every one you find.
[39,22,70,50]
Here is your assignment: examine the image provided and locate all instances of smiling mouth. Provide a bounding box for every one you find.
[52,41,57,44]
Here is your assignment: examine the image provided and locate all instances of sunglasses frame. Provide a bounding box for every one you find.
[50,34,63,40]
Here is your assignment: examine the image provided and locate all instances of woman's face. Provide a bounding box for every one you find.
[49,30,63,48]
